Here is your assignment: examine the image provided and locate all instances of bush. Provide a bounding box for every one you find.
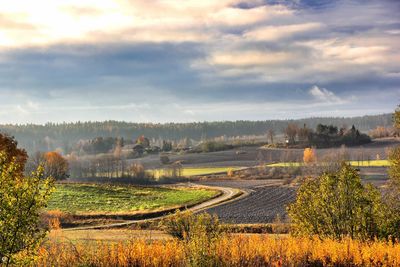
[303,147,316,164]
[160,154,170,165]
[162,210,221,242]
[162,211,222,266]
[288,163,385,240]
[200,141,233,153]
[40,210,73,229]
[128,163,146,178]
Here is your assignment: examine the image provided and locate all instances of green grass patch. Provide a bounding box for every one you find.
[47,183,219,215]
[150,167,243,178]
[267,162,302,167]
[347,160,390,167]
[267,160,390,168]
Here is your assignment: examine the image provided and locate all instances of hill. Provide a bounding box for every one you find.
[0,113,393,153]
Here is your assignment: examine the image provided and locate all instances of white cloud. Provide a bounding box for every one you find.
[309,85,343,103]
[244,22,323,41]
[0,0,293,49]
[208,50,292,66]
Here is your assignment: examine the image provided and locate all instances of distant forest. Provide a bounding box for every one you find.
[0,113,393,154]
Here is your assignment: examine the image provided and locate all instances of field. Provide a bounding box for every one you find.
[150,166,243,178]
[47,184,219,215]
[267,160,390,167]
[199,179,296,223]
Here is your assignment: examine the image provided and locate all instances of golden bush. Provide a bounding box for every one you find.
[303,147,317,164]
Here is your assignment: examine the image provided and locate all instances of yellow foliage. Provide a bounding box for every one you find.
[35,235,400,266]
[303,147,317,164]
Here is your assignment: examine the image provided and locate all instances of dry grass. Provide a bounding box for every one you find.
[52,229,171,243]
[35,234,400,266]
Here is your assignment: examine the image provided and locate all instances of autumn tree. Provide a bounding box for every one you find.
[288,164,384,240]
[128,163,146,179]
[303,148,317,164]
[0,152,54,265]
[0,133,28,173]
[44,151,69,180]
[267,129,275,144]
[298,124,311,143]
[136,135,150,148]
[285,123,298,144]
[385,105,400,238]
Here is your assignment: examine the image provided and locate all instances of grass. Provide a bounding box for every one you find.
[47,183,219,215]
[52,229,171,243]
[150,166,243,178]
[347,160,390,167]
[37,234,400,266]
[267,160,390,167]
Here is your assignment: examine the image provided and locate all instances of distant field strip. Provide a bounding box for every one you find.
[267,160,390,167]
[47,184,219,215]
[150,167,244,178]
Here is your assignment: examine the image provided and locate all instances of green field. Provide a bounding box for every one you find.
[150,166,243,178]
[267,160,390,167]
[47,183,219,215]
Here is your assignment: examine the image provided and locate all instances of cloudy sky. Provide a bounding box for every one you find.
[0,0,399,124]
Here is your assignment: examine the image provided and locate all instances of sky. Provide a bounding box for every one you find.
[0,0,399,124]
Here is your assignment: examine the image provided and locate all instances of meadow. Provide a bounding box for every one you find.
[47,184,219,215]
[150,166,243,178]
[267,160,390,167]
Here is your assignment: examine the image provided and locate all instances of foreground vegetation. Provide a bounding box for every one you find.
[47,184,218,214]
[36,234,400,266]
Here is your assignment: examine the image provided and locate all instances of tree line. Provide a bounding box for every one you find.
[0,113,392,153]
[283,123,371,148]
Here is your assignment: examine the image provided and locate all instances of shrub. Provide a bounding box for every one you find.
[227,168,234,177]
[288,163,385,240]
[40,210,73,229]
[200,141,233,153]
[128,163,146,178]
[162,211,222,266]
[160,154,170,165]
[303,147,316,164]
[162,210,221,242]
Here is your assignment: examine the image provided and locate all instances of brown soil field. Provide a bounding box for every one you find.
[131,138,400,169]
[197,179,296,224]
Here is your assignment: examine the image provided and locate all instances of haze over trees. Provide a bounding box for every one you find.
[0,113,392,154]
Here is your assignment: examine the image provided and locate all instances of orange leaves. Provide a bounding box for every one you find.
[44,151,64,165]
[303,147,316,164]
[43,151,69,180]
